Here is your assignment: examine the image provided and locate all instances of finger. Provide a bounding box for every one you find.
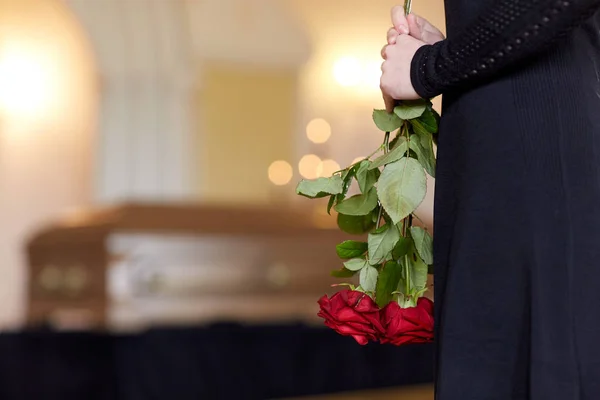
[391,6,409,34]
[407,13,445,45]
[406,14,424,40]
[380,66,396,113]
[383,92,396,114]
[387,27,399,45]
[381,44,390,59]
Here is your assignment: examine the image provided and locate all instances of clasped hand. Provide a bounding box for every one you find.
[381,6,445,111]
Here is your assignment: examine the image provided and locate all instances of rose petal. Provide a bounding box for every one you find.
[326,324,359,336]
[379,298,434,346]
[336,324,372,336]
[344,321,377,335]
[336,308,373,324]
[351,334,369,345]
[317,290,384,344]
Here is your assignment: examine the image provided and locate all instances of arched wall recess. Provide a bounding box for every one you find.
[0,0,97,327]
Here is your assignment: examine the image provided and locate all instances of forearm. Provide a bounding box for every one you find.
[410,0,600,98]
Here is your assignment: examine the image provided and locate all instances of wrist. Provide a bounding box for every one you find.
[410,44,439,99]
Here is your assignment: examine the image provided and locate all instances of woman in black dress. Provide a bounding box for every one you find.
[381,1,600,399]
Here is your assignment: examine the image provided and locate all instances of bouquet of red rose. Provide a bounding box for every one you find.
[296,98,437,345]
[296,0,437,345]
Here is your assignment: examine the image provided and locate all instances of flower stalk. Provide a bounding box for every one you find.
[295,0,439,345]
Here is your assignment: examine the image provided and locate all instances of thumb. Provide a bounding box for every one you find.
[407,14,445,45]
[391,6,410,34]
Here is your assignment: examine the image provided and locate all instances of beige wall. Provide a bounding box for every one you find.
[196,62,298,204]
[194,0,446,207]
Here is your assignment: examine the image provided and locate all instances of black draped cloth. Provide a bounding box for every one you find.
[0,324,433,400]
[408,0,600,398]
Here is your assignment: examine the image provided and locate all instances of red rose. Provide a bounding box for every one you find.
[380,297,434,346]
[317,290,385,345]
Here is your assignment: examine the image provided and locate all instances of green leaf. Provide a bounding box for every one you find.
[337,213,376,235]
[384,252,395,262]
[372,109,403,132]
[409,134,436,178]
[341,165,357,185]
[296,176,343,198]
[392,236,412,260]
[418,108,438,133]
[356,160,380,193]
[368,224,401,265]
[369,138,408,170]
[429,105,441,131]
[410,119,430,137]
[407,250,429,292]
[372,209,381,224]
[336,241,369,259]
[327,195,336,215]
[393,278,417,308]
[388,134,400,151]
[375,261,402,307]
[377,157,427,224]
[335,165,358,205]
[344,258,368,271]
[410,226,434,265]
[335,188,379,216]
[394,250,428,309]
[331,268,357,278]
[394,100,426,120]
[372,224,388,235]
[359,265,378,293]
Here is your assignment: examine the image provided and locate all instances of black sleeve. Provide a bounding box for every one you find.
[410,0,600,98]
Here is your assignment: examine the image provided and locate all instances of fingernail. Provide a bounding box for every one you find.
[400,25,409,34]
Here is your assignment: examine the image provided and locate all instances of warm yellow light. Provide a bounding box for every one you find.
[363,60,383,89]
[268,160,293,186]
[317,159,341,177]
[0,42,57,118]
[333,57,362,87]
[298,154,322,179]
[306,118,331,144]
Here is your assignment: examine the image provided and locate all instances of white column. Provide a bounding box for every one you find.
[66,0,196,203]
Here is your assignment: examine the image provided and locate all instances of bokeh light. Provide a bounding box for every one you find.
[298,154,322,179]
[363,60,383,89]
[268,160,293,185]
[333,57,362,87]
[306,118,331,144]
[0,42,56,118]
[317,159,341,177]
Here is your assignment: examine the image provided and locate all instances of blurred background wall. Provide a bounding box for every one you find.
[0,0,445,329]
[0,0,98,328]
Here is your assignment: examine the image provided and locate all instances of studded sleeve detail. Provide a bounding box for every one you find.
[410,0,600,98]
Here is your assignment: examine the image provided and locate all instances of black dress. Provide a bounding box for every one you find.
[409,0,600,398]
